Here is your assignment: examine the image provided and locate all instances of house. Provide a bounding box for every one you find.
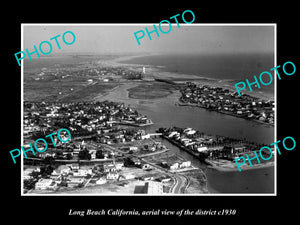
[149,145,156,152]
[168,131,179,138]
[119,173,135,180]
[48,181,58,190]
[248,113,254,118]
[161,161,177,170]
[169,162,179,170]
[96,177,107,185]
[121,146,138,151]
[260,112,267,118]
[89,150,97,160]
[23,175,32,180]
[24,167,40,175]
[183,141,195,147]
[183,128,196,135]
[52,165,71,175]
[115,162,124,170]
[127,157,141,167]
[73,148,81,156]
[106,172,119,180]
[73,168,92,176]
[103,163,117,173]
[197,146,208,152]
[23,168,39,180]
[69,164,80,171]
[234,146,246,153]
[141,134,151,139]
[50,173,61,181]
[68,176,84,184]
[259,116,266,121]
[179,161,191,168]
[68,176,85,187]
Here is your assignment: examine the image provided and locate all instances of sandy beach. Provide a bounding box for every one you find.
[206,162,274,193]
[205,159,274,172]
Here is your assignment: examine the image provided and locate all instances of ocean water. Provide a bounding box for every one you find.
[108,53,276,194]
[119,53,275,95]
[207,166,274,194]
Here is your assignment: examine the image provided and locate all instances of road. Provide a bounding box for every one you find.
[170,174,189,194]
[83,174,95,188]
[92,143,190,194]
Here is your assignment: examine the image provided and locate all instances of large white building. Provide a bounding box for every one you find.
[144,181,164,194]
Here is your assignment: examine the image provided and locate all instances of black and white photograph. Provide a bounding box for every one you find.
[3,4,298,224]
[21,24,275,195]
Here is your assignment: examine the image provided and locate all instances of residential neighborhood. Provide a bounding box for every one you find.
[159,126,273,169]
[23,101,201,194]
[179,82,274,125]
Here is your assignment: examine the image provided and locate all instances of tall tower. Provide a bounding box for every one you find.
[142,66,146,74]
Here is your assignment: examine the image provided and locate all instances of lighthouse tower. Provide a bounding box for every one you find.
[141,65,154,81]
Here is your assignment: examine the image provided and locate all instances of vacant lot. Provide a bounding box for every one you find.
[24,80,118,102]
[128,82,178,99]
[182,170,208,194]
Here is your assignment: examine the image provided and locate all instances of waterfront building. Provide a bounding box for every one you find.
[197,146,208,152]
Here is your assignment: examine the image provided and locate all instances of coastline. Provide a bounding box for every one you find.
[176,102,274,127]
[105,53,274,101]
[206,161,275,194]
[205,159,274,172]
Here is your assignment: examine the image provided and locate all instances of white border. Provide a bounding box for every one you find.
[21,24,24,194]
[274,24,277,196]
[21,23,277,196]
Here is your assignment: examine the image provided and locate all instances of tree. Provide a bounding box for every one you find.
[40,165,54,177]
[96,150,104,159]
[44,156,54,163]
[24,179,35,190]
[66,153,73,160]
[78,149,91,160]
[56,151,64,159]
[30,171,40,179]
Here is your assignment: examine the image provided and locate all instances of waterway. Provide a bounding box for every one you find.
[94,82,275,194]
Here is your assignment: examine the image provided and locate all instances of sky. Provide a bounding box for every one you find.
[23,24,275,55]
